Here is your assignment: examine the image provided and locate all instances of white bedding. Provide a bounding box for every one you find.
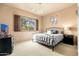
[51,34,63,46]
[32,33,63,46]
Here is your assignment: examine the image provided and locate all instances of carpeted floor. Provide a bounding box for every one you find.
[10,40,77,56]
[54,43,78,56]
[10,40,63,56]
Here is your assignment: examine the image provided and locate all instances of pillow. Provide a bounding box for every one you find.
[46,30,51,34]
[51,30,59,34]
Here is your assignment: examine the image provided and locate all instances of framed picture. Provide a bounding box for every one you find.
[14,15,38,31]
[0,24,8,32]
[50,16,57,24]
[21,16,37,31]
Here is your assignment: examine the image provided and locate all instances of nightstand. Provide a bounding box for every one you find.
[63,34,74,45]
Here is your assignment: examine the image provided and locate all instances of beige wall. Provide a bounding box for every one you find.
[0,5,43,42]
[42,5,77,35]
[0,4,77,43]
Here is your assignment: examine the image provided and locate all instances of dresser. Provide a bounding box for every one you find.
[0,37,13,56]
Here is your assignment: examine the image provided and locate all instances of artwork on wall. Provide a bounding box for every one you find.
[21,16,37,31]
[14,15,38,32]
[0,24,8,38]
[0,24,8,32]
[50,16,57,25]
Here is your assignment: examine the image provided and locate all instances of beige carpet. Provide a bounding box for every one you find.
[10,40,63,56]
[54,43,78,56]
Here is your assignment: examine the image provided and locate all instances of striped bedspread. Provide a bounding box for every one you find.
[32,33,63,46]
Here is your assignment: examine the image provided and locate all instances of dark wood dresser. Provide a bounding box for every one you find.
[0,37,13,56]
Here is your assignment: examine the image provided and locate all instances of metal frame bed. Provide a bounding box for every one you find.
[32,27,64,50]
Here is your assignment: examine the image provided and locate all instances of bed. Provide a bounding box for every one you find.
[32,27,64,47]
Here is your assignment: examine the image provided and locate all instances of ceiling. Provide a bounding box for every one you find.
[4,3,75,16]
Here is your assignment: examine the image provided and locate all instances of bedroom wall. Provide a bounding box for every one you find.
[42,4,77,35]
[0,4,43,43]
[0,4,77,43]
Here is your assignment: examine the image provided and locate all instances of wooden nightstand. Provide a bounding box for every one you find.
[63,34,74,45]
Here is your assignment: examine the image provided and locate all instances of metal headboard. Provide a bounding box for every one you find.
[46,27,64,34]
